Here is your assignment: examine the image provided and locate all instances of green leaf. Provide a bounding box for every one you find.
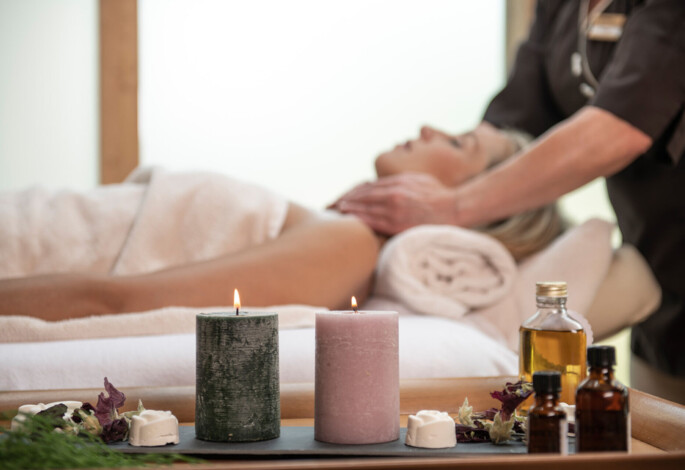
[0,413,202,469]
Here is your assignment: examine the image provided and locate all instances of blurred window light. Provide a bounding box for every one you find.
[139,0,505,208]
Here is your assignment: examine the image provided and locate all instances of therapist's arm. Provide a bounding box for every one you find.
[452,106,652,227]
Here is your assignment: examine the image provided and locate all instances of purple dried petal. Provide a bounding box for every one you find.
[81,402,96,413]
[490,380,533,421]
[455,423,491,443]
[94,404,113,427]
[70,407,89,425]
[73,403,96,424]
[101,417,129,443]
[94,377,126,427]
[458,380,534,444]
[103,377,126,408]
[513,420,526,434]
[472,407,499,421]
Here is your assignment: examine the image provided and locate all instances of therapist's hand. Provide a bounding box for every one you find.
[330,173,459,236]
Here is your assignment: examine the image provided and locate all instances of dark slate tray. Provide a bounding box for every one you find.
[109,426,576,457]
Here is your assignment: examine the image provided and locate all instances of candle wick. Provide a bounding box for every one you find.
[353,306,358,314]
[236,307,239,316]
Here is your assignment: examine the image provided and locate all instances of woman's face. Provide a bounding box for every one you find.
[375,126,484,187]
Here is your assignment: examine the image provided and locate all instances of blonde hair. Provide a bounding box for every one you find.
[479,204,567,262]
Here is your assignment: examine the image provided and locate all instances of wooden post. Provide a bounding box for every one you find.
[99,0,138,185]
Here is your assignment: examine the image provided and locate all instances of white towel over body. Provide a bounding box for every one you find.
[0,167,289,279]
[0,183,144,279]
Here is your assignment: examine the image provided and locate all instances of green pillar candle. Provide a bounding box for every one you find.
[195,311,280,442]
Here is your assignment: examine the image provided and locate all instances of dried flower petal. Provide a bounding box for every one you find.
[122,399,146,421]
[472,407,498,421]
[94,377,126,427]
[455,423,490,443]
[490,380,533,421]
[75,409,102,436]
[457,397,474,426]
[101,417,128,443]
[81,402,96,413]
[486,411,515,445]
[454,380,533,445]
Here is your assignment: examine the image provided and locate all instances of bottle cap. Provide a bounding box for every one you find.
[587,345,616,367]
[536,281,567,297]
[533,371,562,395]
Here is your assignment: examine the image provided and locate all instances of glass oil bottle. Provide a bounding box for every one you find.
[519,281,586,410]
[575,345,630,452]
[527,371,567,454]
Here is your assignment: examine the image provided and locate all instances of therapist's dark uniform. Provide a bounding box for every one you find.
[482,0,685,378]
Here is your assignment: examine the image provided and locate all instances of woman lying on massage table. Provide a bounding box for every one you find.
[0,126,563,321]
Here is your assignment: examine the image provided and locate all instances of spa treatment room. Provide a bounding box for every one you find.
[1,0,684,468]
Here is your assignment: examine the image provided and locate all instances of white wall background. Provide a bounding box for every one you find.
[0,0,98,191]
[139,0,507,210]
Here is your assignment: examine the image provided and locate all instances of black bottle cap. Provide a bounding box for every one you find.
[533,371,561,394]
[587,345,616,368]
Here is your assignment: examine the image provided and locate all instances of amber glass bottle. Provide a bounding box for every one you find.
[575,345,630,452]
[519,282,586,410]
[527,371,567,454]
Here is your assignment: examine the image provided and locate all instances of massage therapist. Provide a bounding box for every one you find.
[334,0,685,403]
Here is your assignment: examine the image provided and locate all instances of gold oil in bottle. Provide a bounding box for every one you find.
[519,282,586,410]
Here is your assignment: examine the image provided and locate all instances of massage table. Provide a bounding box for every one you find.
[0,242,659,392]
[0,170,661,392]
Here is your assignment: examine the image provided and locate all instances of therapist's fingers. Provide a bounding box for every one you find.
[336,174,446,211]
[335,177,414,209]
[338,173,440,202]
[328,179,399,210]
[338,200,390,217]
[338,186,428,235]
[327,181,374,209]
[337,174,459,235]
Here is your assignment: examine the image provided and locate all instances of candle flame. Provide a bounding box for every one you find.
[234,289,241,315]
[351,296,358,313]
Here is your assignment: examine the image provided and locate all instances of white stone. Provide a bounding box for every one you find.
[129,410,180,447]
[11,401,83,431]
[405,410,457,449]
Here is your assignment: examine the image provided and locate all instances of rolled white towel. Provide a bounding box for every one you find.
[373,225,517,319]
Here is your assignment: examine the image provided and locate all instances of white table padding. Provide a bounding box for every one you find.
[0,316,516,391]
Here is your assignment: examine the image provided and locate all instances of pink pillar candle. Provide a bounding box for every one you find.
[314,310,399,444]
